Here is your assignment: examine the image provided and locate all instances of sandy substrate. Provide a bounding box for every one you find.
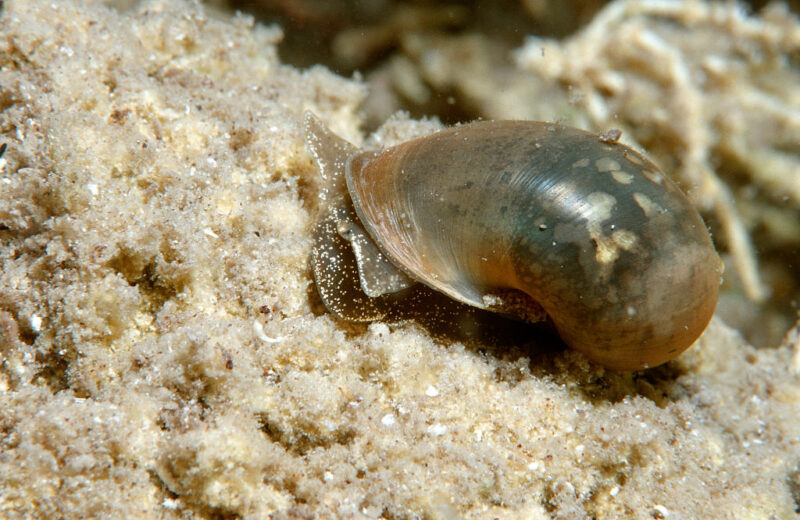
[0,1,799,518]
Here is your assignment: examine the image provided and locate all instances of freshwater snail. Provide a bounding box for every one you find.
[303,112,722,370]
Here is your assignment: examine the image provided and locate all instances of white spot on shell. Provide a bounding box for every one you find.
[425,385,440,397]
[583,192,618,266]
[626,153,646,167]
[572,158,590,168]
[611,170,634,185]
[594,238,618,265]
[595,157,621,172]
[584,192,616,223]
[642,168,663,185]
[381,414,396,426]
[633,192,663,217]
[611,229,637,251]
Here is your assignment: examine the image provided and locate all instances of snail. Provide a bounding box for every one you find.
[303,112,722,370]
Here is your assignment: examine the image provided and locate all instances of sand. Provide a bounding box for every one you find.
[1,1,799,518]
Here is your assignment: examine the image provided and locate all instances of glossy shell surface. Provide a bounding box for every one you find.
[306,116,722,370]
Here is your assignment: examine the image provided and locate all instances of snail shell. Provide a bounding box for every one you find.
[304,113,722,370]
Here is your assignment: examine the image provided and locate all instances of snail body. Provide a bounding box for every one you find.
[304,113,721,370]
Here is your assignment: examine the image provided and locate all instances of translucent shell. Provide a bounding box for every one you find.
[305,114,722,370]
